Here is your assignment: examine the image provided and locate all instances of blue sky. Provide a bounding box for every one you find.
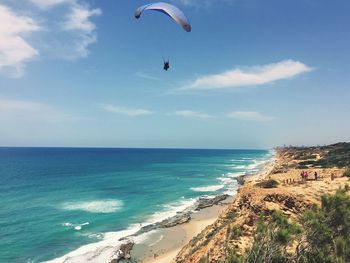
[0,0,349,148]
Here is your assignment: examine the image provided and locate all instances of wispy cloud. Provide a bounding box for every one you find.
[175,110,211,119]
[226,111,274,122]
[0,98,74,122]
[183,60,313,90]
[135,72,160,81]
[174,0,234,8]
[29,0,69,9]
[100,104,154,117]
[63,5,101,32]
[0,5,41,77]
[62,3,102,59]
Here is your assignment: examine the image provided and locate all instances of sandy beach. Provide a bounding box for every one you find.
[132,200,232,263]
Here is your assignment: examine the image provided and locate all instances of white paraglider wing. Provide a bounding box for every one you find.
[135,2,191,32]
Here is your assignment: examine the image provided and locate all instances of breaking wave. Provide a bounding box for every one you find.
[191,184,225,192]
[60,199,123,213]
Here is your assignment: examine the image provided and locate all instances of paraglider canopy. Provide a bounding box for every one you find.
[135,2,191,32]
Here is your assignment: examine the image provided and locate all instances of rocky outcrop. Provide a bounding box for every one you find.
[109,240,134,263]
[196,195,229,210]
[235,175,245,185]
[159,212,191,228]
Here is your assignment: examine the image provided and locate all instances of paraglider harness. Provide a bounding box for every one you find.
[163,59,170,71]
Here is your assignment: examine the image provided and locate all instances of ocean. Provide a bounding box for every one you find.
[0,148,271,263]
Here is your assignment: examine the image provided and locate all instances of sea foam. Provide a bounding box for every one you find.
[43,225,143,263]
[227,171,246,178]
[74,222,90,231]
[60,200,123,213]
[62,222,74,227]
[233,165,246,169]
[217,177,234,184]
[48,198,197,263]
[146,198,197,224]
[62,222,90,231]
[191,184,225,192]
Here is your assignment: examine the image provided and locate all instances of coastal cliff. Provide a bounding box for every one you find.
[175,143,350,263]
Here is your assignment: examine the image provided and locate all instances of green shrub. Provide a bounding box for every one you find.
[199,255,207,263]
[343,168,350,178]
[224,187,350,262]
[257,179,279,188]
[299,187,350,262]
[298,160,316,166]
[244,211,299,263]
[226,224,231,239]
[225,249,243,263]
[297,164,309,169]
[345,184,350,192]
[230,226,242,240]
[226,211,237,219]
[226,224,242,240]
[276,229,291,244]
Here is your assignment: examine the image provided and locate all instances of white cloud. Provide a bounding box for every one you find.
[0,0,101,77]
[0,98,73,122]
[61,3,102,59]
[63,5,101,32]
[100,104,154,117]
[174,0,234,8]
[175,110,211,119]
[0,5,41,77]
[184,60,313,90]
[175,0,200,6]
[135,72,160,81]
[29,0,69,9]
[30,0,102,58]
[226,111,274,121]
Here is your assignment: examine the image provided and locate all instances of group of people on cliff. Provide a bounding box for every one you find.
[300,170,318,182]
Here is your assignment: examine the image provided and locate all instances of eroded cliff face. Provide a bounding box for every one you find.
[175,185,312,263]
[175,145,348,263]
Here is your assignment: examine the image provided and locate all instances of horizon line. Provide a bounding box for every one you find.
[0,145,271,151]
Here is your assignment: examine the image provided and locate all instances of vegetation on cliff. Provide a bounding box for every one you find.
[344,168,350,178]
[277,142,350,169]
[224,187,350,263]
[256,179,279,189]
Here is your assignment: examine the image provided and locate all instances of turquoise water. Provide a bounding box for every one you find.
[0,148,271,262]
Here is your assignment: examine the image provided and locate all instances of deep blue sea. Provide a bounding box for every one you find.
[0,148,271,263]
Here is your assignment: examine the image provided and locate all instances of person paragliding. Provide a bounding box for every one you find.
[135,2,191,70]
[163,60,170,71]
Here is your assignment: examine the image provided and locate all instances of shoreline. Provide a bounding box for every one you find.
[43,152,274,263]
[132,202,231,263]
[132,153,276,263]
[43,195,232,263]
